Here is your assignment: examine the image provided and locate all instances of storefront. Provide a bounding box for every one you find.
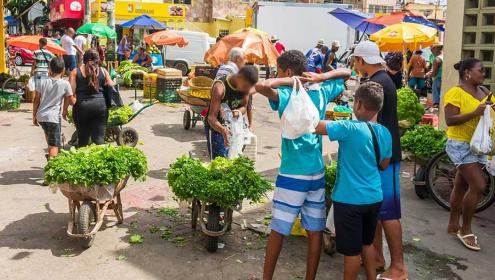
[50,0,84,29]
[91,0,186,30]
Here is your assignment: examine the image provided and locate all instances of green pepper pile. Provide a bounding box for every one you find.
[401,124,447,159]
[44,145,148,187]
[397,87,425,127]
[167,156,273,209]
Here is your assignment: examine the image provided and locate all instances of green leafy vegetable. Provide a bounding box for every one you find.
[67,105,134,126]
[157,207,179,218]
[117,61,150,86]
[401,125,447,159]
[44,145,148,186]
[397,87,425,127]
[324,161,338,196]
[129,234,144,244]
[167,156,273,209]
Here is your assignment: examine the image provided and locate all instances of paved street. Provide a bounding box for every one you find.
[1,90,494,280]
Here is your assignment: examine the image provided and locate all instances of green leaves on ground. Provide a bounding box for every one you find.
[324,161,338,195]
[397,87,425,127]
[157,207,179,218]
[44,145,148,186]
[167,156,272,209]
[401,125,447,159]
[129,234,144,244]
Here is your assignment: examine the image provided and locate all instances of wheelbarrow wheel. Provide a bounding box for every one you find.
[414,166,429,199]
[78,201,96,248]
[183,110,192,130]
[206,204,221,253]
[116,127,139,147]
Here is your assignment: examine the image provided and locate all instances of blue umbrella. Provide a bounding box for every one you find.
[404,16,445,32]
[328,8,383,35]
[120,15,166,29]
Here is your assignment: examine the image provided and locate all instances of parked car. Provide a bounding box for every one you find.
[164,31,215,76]
[9,46,34,66]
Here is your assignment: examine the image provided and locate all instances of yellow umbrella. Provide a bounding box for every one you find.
[234,27,269,38]
[370,22,437,52]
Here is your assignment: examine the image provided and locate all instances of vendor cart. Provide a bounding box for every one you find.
[178,76,213,130]
[57,177,129,248]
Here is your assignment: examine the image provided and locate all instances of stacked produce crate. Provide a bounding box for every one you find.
[143,73,158,99]
[155,68,183,103]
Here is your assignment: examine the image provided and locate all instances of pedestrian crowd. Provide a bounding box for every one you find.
[30,28,489,279]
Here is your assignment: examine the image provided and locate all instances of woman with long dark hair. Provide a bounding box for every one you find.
[70,49,114,147]
[444,58,491,251]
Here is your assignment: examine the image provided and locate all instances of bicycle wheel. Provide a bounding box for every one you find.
[426,151,495,212]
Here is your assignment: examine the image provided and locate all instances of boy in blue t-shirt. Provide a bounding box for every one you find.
[255,50,350,280]
[315,81,392,280]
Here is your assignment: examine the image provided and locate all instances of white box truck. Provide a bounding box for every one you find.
[253,2,357,58]
[165,31,216,75]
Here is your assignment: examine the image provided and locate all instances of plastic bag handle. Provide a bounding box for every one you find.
[291,77,304,95]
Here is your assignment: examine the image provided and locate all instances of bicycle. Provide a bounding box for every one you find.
[423,151,495,212]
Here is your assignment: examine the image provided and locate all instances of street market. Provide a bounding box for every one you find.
[1,1,495,280]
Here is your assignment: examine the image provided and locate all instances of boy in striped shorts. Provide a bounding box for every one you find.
[255,50,350,279]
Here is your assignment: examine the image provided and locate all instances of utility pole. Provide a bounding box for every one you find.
[106,0,115,29]
[84,0,91,23]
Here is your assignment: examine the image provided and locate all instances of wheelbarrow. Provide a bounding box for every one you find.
[56,177,129,248]
[190,198,234,253]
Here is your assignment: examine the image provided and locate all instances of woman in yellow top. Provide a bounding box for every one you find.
[444,58,492,251]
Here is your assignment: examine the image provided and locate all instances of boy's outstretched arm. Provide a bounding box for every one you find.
[300,68,352,83]
[254,77,294,102]
[315,121,328,135]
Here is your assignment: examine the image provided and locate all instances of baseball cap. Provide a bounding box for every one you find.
[353,40,385,65]
[317,39,325,46]
[332,40,341,47]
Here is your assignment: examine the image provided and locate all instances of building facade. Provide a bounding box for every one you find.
[405,0,446,22]
[443,0,495,95]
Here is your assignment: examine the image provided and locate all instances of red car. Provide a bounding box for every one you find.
[9,46,34,66]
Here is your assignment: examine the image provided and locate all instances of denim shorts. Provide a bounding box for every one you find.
[39,122,61,147]
[446,139,487,166]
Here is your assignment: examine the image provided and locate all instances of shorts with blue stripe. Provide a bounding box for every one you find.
[270,172,326,236]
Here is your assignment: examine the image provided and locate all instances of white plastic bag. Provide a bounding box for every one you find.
[280,77,320,139]
[130,100,144,113]
[28,76,36,91]
[470,106,493,155]
[228,113,245,159]
[487,157,495,176]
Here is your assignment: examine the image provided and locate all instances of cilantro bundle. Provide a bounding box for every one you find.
[397,87,425,127]
[44,145,148,186]
[401,125,447,159]
[167,156,273,209]
[324,161,338,196]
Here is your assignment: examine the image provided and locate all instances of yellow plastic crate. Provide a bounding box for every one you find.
[143,73,158,87]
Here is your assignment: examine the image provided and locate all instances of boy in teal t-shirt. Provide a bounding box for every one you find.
[315,81,392,280]
[255,50,350,280]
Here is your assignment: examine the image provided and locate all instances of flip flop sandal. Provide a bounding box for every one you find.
[376,274,409,280]
[456,231,481,251]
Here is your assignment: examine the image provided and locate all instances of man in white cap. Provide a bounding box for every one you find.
[305,39,325,73]
[352,40,407,280]
[324,40,341,72]
[271,35,285,55]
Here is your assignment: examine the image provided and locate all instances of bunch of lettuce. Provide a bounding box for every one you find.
[401,125,447,159]
[167,156,272,208]
[324,161,338,196]
[44,145,148,186]
[117,61,150,86]
[68,105,133,125]
[397,87,425,127]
